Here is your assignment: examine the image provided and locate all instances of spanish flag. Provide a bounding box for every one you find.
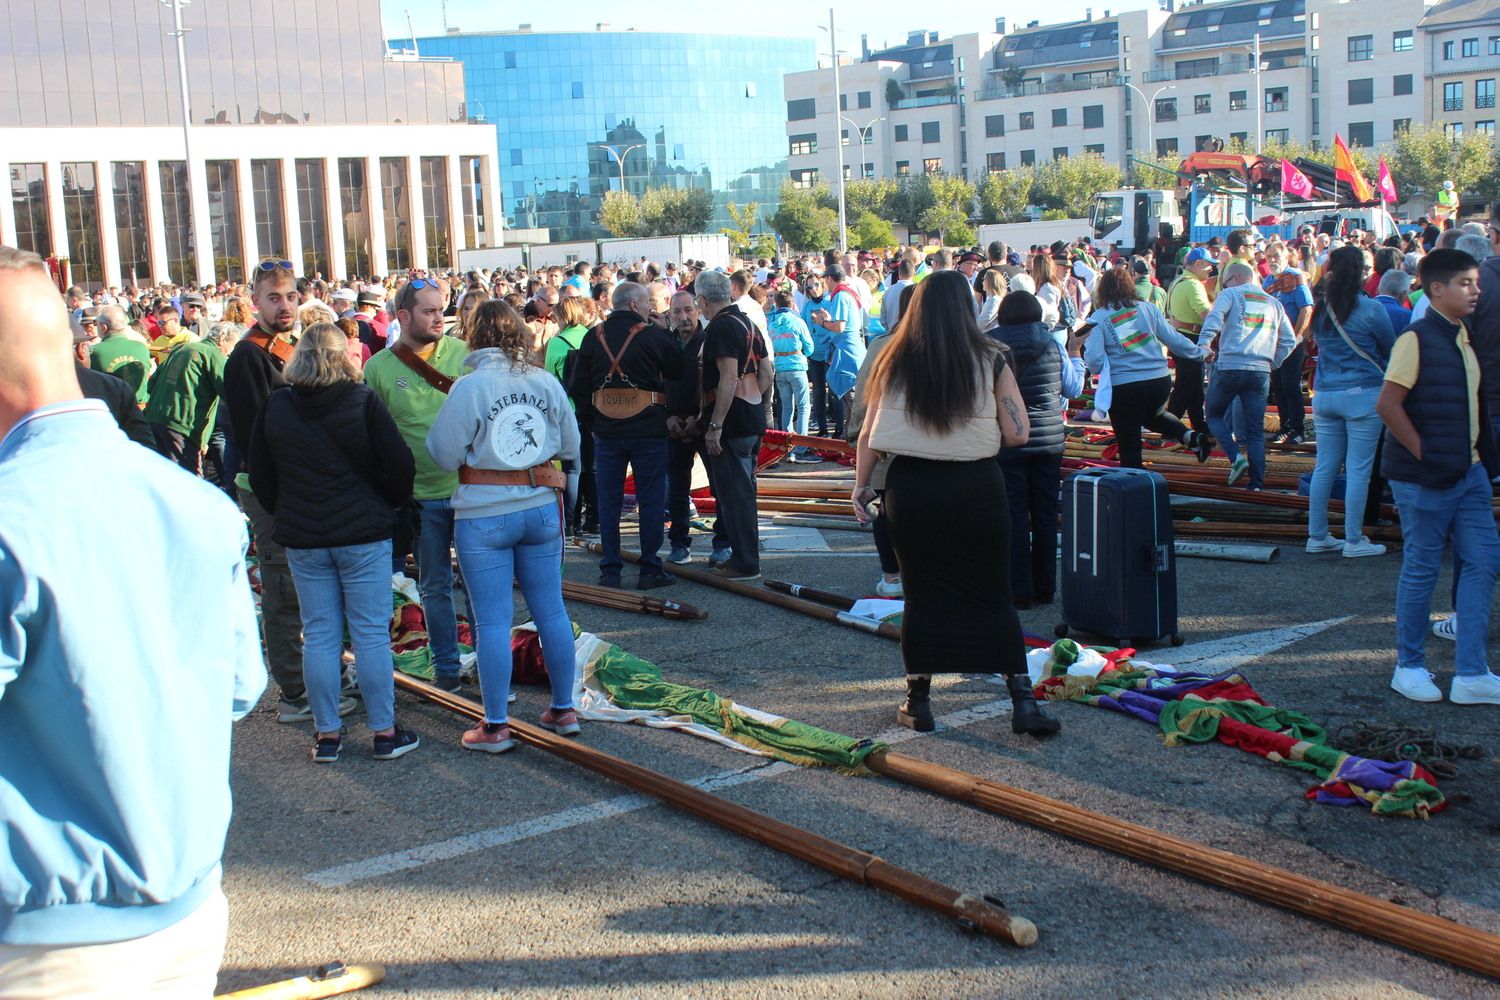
[1333,134,1375,203]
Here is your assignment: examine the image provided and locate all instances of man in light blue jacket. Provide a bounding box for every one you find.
[0,246,265,995]
[1199,260,1298,491]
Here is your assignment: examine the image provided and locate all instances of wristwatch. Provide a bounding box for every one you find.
[708,421,722,431]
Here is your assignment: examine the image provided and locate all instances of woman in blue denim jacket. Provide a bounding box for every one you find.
[1306,245,1398,557]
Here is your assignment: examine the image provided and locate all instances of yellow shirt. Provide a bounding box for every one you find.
[149,330,192,365]
[1383,320,1482,463]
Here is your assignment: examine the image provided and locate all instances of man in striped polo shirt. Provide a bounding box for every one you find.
[1198,260,1297,491]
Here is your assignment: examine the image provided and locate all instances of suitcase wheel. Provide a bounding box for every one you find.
[1170,633,1185,646]
[1053,623,1070,639]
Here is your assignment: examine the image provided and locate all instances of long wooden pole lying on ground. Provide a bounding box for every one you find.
[765,579,860,610]
[582,543,902,642]
[1174,521,1402,543]
[216,964,386,999]
[559,580,708,621]
[862,749,1500,980]
[394,673,1036,947]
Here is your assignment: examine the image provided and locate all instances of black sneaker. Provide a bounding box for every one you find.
[637,570,676,590]
[278,695,313,724]
[372,726,420,760]
[431,675,463,694]
[714,563,762,583]
[598,573,623,589]
[312,730,343,763]
[1192,431,1212,464]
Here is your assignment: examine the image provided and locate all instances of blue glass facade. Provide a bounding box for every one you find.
[399,31,816,240]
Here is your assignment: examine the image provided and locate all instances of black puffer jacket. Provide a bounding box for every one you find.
[248,381,415,549]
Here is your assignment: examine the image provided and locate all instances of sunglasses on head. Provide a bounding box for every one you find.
[257,259,294,271]
[408,278,439,290]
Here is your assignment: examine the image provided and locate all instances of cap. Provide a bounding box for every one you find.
[1184,247,1213,265]
[80,306,100,321]
[1206,237,1223,247]
[957,251,983,264]
[1130,259,1151,277]
[332,287,357,302]
[356,290,384,307]
[181,293,206,308]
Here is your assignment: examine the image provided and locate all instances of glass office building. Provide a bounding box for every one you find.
[401,30,817,241]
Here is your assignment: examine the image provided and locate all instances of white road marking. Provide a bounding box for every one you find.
[303,616,1349,888]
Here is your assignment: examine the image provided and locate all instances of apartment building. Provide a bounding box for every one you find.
[1420,0,1500,141]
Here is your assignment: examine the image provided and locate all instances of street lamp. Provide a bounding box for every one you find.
[594,142,647,194]
[818,10,848,253]
[841,114,886,178]
[1123,83,1175,158]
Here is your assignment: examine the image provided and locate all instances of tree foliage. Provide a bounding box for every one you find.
[842,177,899,218]
[599,191,641,237]
[1032,153,1123,218]
[978,168,1036,223]
[849,210,896,250]
[721,201,760,254]
[1390,122,1499,204]
[639,187,713,236]
[885,77,904,107]
[770,182,839,250]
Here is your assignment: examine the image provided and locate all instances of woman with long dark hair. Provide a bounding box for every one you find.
[853,270,1059,737]
[1084,267,1212,468]
[1306,244,1397,557]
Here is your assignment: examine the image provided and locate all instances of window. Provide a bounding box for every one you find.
[1348,122,1374,147]
[986,152,1007,173]
[862,162,876,178]
[204,160,244,282]
[921,121,941,143]
[1265,128,1290,143]
[1083,104,1104,129]
[894,124,909,142]
[923,157,943,174]
[249,159,286,260]
[1446,122,1465,140]
[1444,41,1455,60]
[570,81,583,99]
[1348,79,1373,105]
[1478,120,1496,137]
[896,160,911,176]
[790,168,819,188]
[1175,57,1220,79]
[1478,79,1496,109]
[112,162,150,282]
[159,161,197,282]
[787,98,817,121]
[1156,137,1179,156]
[1020,149,1036,166]
[745,82,757,98]
[1229,90,1247,111]
[1194,134,1213,151]
[1230,131,1248,144]
[1348,35,1373,61]
[1393,118,1412,134]
[1265,88,1288,113]
[1194,94,1212,115]
[378,157,412,272]
[1084,143,1105,155]
[843,164,852,180]
[1052,108,1068,127]
[503,50,516,69]
[1155,97,1177,122]
[1445,82,1464,112]
[1393,30,1413,52]
[61,163,103,287]
[1019,111,1035,130]
[858,90,871,109]
[9,163,52,259]
[1492,36,1500,56]
[985,114,1005,137]
[1393,74,1413,96]
[861,129,874,145]
[841,128,850,146]
[788,133,817,156]
[1053,147,1069,160]
[1463,38,1479,58]
[419,156,452,270]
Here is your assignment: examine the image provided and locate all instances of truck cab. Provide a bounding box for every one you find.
[1092,189,1182,256]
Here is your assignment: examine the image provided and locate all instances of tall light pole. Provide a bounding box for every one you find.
[595,142,647,194]
[1252,33,1263,154]
[162,0,196,283]
[1123,83,1175,158]
[820,9,848,253]
[841,114,886,178]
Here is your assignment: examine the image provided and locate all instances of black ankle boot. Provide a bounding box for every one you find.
[897,676,935,732]
[1006,675,1060,736]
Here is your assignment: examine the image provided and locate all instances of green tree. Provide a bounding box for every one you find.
[842,177,898,218]
[1032,153,1123,218]
[720,201,760,253]
[1390,121,1499,204]
[751,233,780,259]
[1126,153,1181,189]
[918,204,969,244]
[885,78,904,107]
[638,187,713,236]
[887,176,936,230]
[599,191,642,237]
[848,210,896,250]
[770,182,839,250]
[978,167,1035,223]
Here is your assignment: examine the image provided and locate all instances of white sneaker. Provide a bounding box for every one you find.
[1305,535,1345,554]
[1450,672,1500,705]
[1432,615,1458,641]
[874,577,904,598]
[1342,537,1387,558]
[1390,667,1443,702]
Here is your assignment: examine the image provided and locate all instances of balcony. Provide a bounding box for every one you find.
[1444,98,1465,111]
[1478,95,1496,109]
[1140,53,1306,84]
[892,94,958,110]
[974,73,1122,102]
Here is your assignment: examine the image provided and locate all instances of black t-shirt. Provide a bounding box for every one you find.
[700,305,767,438]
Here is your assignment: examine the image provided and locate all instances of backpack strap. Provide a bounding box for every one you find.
[390,341,455,394]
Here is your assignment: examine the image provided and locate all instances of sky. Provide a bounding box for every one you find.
[379,0,1141,50]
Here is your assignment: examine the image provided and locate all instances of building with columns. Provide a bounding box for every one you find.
[0,0,500,289]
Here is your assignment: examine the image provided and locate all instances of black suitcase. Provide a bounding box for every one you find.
[1057,467,1181,647]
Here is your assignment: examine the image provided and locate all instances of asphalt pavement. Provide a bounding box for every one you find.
[217,468,1500,999]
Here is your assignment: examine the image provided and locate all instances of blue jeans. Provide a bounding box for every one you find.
[455,502,576,724]
[1391,462,1500,677]
[775,370,811,436]
[286,541,397,734]
[1205,368,1269,489]
[594,434,668,575]
[1308,386,1383,539]
[416,498,460,680]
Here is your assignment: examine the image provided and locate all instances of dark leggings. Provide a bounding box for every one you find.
[873,501,900,575]
[1167,356,1206,431]
[1109,375,1190,468]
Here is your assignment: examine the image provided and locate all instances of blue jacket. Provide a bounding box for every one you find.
[801,296,830,361]
[1311,296,1397,392]
[1084,299,1204,387]
[0,401,265,946]
[1198,284,1297,374]
[1374,295,1413,337]
[767,309,815,373]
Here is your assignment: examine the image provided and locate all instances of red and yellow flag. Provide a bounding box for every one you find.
[1333,134,1375,203]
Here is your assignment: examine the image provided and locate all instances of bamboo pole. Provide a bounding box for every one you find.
[863,749,1500,980]
[1173,521,1402,543]
[394,674,1036,947]
[216,964,386,999]
[1152,478,1397,520]
[558,580,709,621]
[769,515,870,532]
[582,543,902,642]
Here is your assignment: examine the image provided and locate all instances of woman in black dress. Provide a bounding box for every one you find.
[852,270,1060,737]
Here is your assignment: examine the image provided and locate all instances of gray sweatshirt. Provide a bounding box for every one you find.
[425,349,581,520]
[1197,284,1297,373]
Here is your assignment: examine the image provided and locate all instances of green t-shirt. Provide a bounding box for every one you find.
[90,334,152,404]
[363,336,471,500]
[545,324,589,409]
[142,339,226,440]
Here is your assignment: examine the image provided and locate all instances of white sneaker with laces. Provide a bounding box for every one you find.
[1431,615,1458,641]
[1305,535,1344,554]
[1450,672,1500,705]
[1390,667,1443,703]
[874,577,904,598]
[1342,537,1387,558]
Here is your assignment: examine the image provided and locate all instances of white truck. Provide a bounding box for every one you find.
[975,219,1092,253]
[455,246,527,272]
[597,234,731,270]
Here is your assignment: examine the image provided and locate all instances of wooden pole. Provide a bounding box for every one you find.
[581,543,902,642]
[863,749,1500,980]
[1174,521,1402,543]
[216,964,386,999]
[766,578,858,610]
[558,580,709,621]
[769,515,870,532]
[1174,541,1280,564]
[395,674,1036,947]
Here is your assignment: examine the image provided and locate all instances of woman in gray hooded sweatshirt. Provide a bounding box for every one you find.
[427,300,581,754]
